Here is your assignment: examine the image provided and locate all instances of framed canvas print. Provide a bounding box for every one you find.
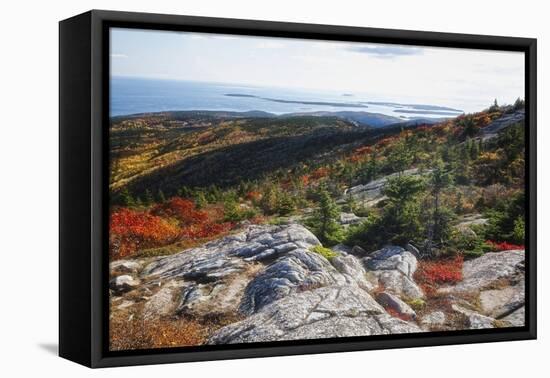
[59,10,537,368]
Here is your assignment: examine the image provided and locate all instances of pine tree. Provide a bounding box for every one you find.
[307,185,343,246]
[388,139,413,175]
[194,191,207,209]
[119,188,135,207]
[144,189,155,205]
[276,191,296,216]
[157,189,166,203]
[489,98,499,112]
[425,159,455,256]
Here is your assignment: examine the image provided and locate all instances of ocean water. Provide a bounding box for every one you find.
[110,77,462,119]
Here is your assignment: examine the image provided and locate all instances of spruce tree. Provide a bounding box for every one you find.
[307,184,343,246]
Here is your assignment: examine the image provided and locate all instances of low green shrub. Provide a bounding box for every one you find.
[310,245,339,260]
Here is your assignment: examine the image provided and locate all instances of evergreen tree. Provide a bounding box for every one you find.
[144,189,155,205]
[460,116,480,139]
[425,159,455,256]
[489,98,499,112]
[388,139,413,175]
[260,184,279,215]
[157,189,166,203]
[513,97,525,110]
[307,184,344,246]
[194,191,207,209]
[119,188,135,207]
[276,191,296,216]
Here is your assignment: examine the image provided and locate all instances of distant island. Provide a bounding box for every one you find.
[394,109,466,116]
[364,101,464,113]
[224,93,369,108]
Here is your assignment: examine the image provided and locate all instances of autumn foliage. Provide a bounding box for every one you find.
[485,240,525,252]
[110,197,235,260]
[109,208,179,260]
[414,255,464,296]
[416,255,463,285]
[151,197,207,225]
[310,167,330,180]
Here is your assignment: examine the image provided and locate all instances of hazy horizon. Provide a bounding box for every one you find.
[110,28,525,114]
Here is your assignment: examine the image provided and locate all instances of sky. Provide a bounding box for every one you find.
[110,28,525,113]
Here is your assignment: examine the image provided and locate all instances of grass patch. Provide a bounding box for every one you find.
[406,298,426,311]
[309,245,339,260]
[110,314,208,350]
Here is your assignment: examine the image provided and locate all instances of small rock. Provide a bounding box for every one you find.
[143,287,176,319]
[110,260,142,274]
[350,245,368,258]
[332,244,352,254]
[116,300,135,310]
[420,311,446,327]
[375,291,416,319]
[339,212,364,225]
[405,243,421,258]
[110,275,140,293]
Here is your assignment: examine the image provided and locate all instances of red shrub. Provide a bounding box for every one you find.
[485,240,525,251]
[246,191,262,202]
[310,167,330,180]
[109,208,179,259]
[376,136,396,147]
[180,221,233,239]
[415,255,463,285]
[151,197,207,226]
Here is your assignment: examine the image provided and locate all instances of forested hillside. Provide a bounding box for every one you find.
[108,101,526,350]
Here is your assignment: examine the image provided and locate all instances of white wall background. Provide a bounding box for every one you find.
[0,0,546,376]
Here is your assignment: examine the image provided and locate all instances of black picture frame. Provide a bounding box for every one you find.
[59,9,537,368]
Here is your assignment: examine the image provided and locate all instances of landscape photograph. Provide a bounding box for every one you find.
[108,28,527,351]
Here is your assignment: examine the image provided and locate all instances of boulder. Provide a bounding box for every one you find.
[439,250,524,295]
[372,270,424,300]
[364,246,418,278]
[143,287,177,319]
[345,168,428,202]
[239,249,343,315]
[136,224,322,318]
[452,304,495,329]
[479,280,525,318]
[330,254,375,291]
[500,306,525,327]
[362,246,424,300]
[208,286,422,344]
[481,110,525,140]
